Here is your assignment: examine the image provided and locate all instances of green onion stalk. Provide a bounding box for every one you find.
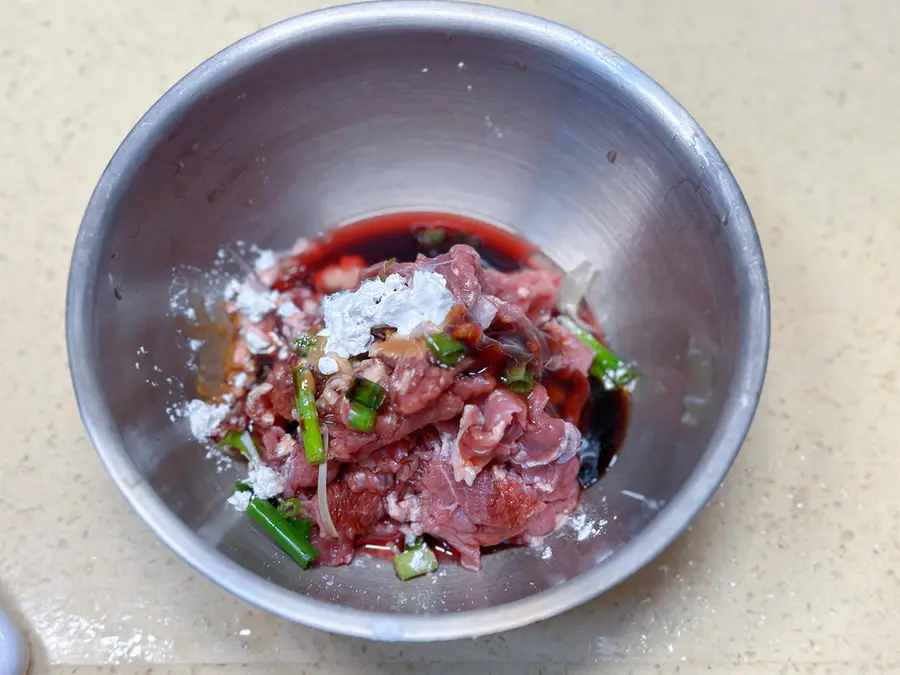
[392,538,439,580]
[293,367,327,464]
[503,363,534,394]
[557,315,636,389]
[425,332,467,366]
[246,496,319,569]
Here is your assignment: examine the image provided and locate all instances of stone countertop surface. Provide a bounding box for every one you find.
[1,1,898,673]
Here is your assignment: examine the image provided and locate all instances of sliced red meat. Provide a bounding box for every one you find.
[245,382,276,429]
[415,430,550,570]
[426,245,487,310]
[389,356,456,414]
[452,389,528,485]
[510,384,582,468]
[483,267,560,323]
[284,448,339,492]
[309,528,355,566]
[327,390,465,461]
[543,319,596,375]
[267,360,298,422]
[450,373,497,400]
[310,475,385,541]
[518,457,582,539]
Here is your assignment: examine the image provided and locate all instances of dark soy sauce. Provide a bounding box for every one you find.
[304,211,629,491]
[298,211,537,272]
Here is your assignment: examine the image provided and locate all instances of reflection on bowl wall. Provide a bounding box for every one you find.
[67,1,769,640]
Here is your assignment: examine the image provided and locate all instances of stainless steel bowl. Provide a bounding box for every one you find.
[66,1,769,640]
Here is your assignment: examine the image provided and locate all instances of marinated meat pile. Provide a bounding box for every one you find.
[210,243,600,570]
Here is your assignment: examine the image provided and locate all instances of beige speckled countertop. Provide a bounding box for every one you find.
[1,1,899,673]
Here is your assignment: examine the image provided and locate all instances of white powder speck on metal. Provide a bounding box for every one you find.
[566,511,608,542]
[134,362,140,370]
[421,67,429,73]
[136,346,148,355]
[238,628,252,637]
[457,61,465,69]
[188,339,204,351]
[540,546,553,560]
[621,490,664,511]
[252,248,277,272]
[205,446,233,473]
[319,270,455,358]
[184,400,229,440]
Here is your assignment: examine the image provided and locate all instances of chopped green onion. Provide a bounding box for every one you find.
[247,497,319,569]
[233,481,251,493]
[347,400,377,433]
[558,315,636,388]
[378,257,397,281]
[277,498,303,519]
[416,228,446,247]
[291,518,312,539]
[293,367,327,464]
[503,363,534,394]
[220,429,258,460]
[347,376,387,410]
[292,333,318,356]
[220,430,248,458]
[393,538,439,580]
[425,332,466,366]
[292,516,312,540]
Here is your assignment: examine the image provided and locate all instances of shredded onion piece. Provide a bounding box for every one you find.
[317,425,339,538]
[240,430,260,462]
[557,260,594,315]
[470,295,499,329]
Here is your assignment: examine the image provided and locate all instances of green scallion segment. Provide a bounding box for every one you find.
[392,538,439,581]
[277,497,303,519]
[378,257,397,281]
[292,333,318,356]
[247,497,319,569]
[347,376,387,410]
[503,363,534,394]
[347,400,377,433]
[558,315,636,388]
[425,332,467,366]
[220,430,249,458]
[293,367,327,464]
[292,516,312,540]
[416,228,446,247]
[233,481,251,493]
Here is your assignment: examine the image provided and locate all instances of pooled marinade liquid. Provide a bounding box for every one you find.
[304,212,629,555]
[304,211,537,272]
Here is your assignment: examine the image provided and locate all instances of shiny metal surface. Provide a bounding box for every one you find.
[66,1,769,641]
